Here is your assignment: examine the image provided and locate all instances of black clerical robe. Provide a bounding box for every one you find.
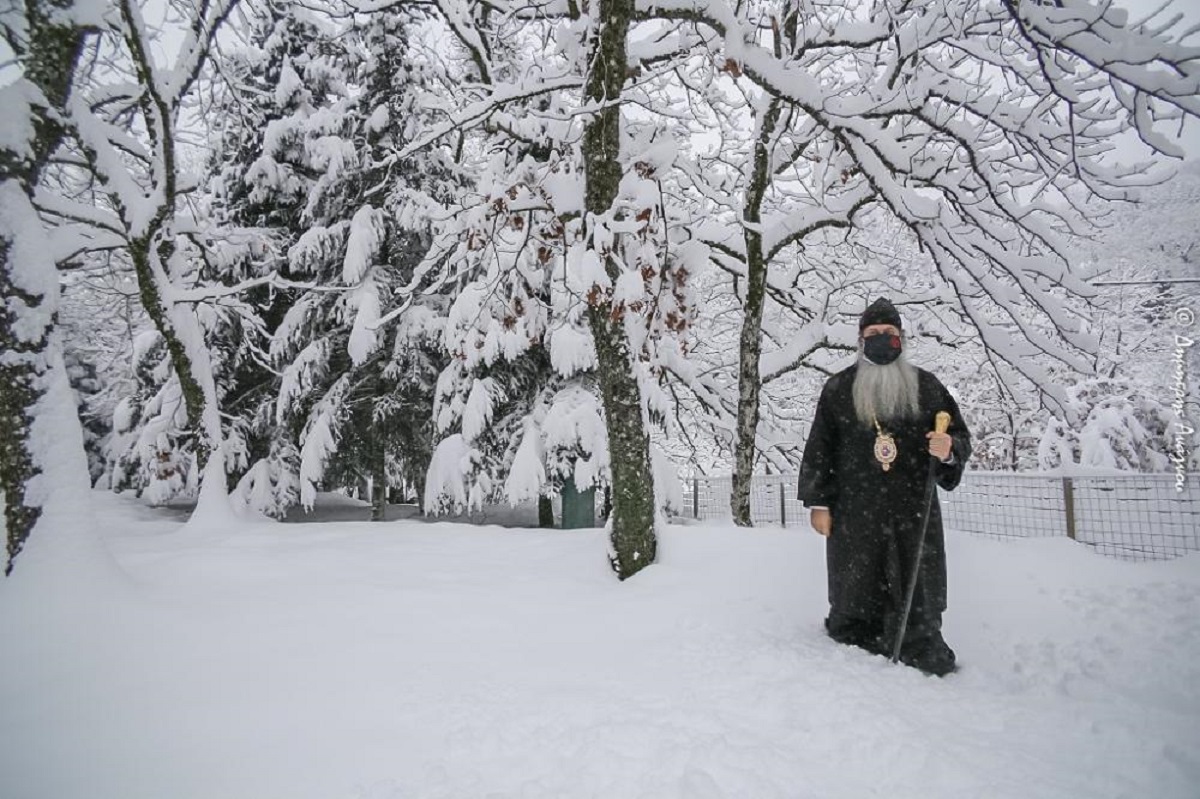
[798,365,971,644]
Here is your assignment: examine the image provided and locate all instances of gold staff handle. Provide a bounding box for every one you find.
[934,411,951,435]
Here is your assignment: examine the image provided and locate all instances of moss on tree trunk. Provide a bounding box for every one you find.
[580,0,656,579]
[588,307,657,577]
[0,1,90,573]
[0,240,47,574]
[127,237,212,468]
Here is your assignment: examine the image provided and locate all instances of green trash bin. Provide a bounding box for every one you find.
[560,475,596,529]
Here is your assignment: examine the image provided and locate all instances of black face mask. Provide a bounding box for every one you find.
[862,332,902,365]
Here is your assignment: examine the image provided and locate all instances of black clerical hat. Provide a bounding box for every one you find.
[859,297,902,330]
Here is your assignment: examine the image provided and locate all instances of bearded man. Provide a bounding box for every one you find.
[798,298,971,676]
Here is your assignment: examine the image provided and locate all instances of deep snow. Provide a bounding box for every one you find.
[1,491,1198,799]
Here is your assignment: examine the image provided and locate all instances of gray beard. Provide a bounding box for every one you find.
[853,353,920,427]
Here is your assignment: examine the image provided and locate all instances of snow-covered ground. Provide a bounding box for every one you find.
[2,492,1198,799]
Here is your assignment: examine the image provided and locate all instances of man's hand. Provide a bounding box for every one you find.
[810,508,832,537]
[926,430,953,462]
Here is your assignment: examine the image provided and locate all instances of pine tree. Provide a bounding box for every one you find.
[202,2,358,516]
[208,5,459,517]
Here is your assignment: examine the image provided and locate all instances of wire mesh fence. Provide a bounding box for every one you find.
[680,471,1200,562]
[1069,475,1200,560]
[683,473,804,527]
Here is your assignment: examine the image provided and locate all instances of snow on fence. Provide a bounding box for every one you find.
[679,472,1200,562]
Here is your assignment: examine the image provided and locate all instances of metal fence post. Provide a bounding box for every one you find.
[779,482,786,527]
[1062,477,1076,540]
[692,477,699,519]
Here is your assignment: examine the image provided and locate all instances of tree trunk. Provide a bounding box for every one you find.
[371,444,387,522]
[731,97,784,527]
[538,494,554,528]
[588,308,657,577]
[730,231,768,526]
[112,0,229,516]
[127,237,213,467]
[581,0,655,579]
[0,239,46,573]
[0,2,90,573]
[1009,411,1018,472]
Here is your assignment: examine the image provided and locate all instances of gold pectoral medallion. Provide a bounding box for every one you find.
[872,415,897,472]
[874,432,897,471]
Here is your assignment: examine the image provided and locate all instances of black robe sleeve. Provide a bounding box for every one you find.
[932,377,971,492]
[798,380,839,506]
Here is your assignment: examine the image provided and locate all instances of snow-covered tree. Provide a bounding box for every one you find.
[420,97,614,523]
[197,1,358,516]
[638,0,1200,520]
[59,259,145,487]
[0,0,95,573]
[34,0,248,528]
[405,0,716,576]
[207,4,459,520]
[1032,161,1200,472]
[14,0,1198,581]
